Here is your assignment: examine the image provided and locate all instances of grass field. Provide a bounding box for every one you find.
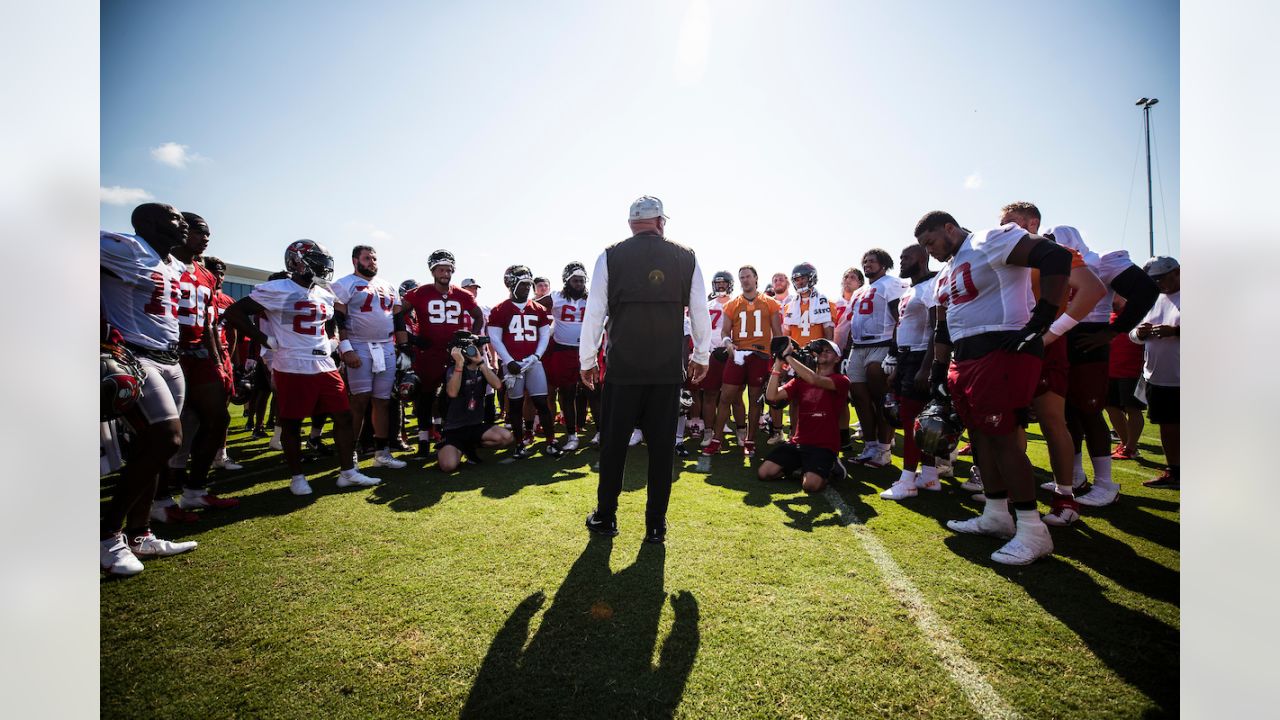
[101,418,1178,719]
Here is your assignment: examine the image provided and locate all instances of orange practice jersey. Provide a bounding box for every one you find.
[723,294,781,353]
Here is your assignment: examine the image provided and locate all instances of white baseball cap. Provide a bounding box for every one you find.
[1142,256,1179,278]
[629,195,668,221]
[460,277,480,288]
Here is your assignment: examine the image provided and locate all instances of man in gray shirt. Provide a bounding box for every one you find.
[579,196,712,543]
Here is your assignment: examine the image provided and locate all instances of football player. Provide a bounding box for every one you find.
[1044,226,1160,507]
[488,264,558,458]
[396,250,486,456]
[691,270,737,445]
[538,261,596,450]
[705,265,783,458]
[916,210,1071,565]
[533,276,552,302]
[202,255,244,470]
[998,203,1105,526]
[222,240,380,495]
[331,245,407,470]
[880,244,942,500]
[830,267,865,329]
[770,272,791,312]
[100,203,199,576]
[155,212,240,522]
[837,248,904,468]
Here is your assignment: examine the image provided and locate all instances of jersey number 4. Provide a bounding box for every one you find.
[508,314,539,341]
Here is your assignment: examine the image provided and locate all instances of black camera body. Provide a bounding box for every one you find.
[448,330,490,360]
[770,336,816,370]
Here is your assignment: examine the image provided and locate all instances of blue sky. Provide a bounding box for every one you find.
[101,0,1178,305]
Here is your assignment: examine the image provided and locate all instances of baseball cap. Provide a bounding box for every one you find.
[1142,256,1179,278]
[629,195,668,221]
[805,338,841,356]
[460,277,480,288]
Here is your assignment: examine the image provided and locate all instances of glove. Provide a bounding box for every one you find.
[881,353,898,375]
[396,351,413,372]
[519,355,538,371]
[244,358,258,373]
[928,362,950,402]
[710,346,728,362]
[770,336,794,361]
[1001,299,1056,353]
[506,360,523,376]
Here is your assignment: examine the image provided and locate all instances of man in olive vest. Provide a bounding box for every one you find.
[579,196,712,543]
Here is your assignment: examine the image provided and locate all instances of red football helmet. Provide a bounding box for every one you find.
[101,343,145,421]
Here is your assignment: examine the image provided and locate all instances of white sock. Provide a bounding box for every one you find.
[1091,455,1115,488]
[292,473,307,483]
[1015,508,1044,530]
[897,469,915,484]
[920,465,939,484]
[181,487,205,499]
[1055,483,1075,498]
[675,416,686,443]
[419,430,430,441]
[983,497,1009,516]
[271,426,282,442]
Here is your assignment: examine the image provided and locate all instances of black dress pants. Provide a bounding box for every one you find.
[596,380,680,526]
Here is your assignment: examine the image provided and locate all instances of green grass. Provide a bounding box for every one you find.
[102,419,1177,719]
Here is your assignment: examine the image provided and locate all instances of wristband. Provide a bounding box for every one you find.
[1047,314,1078,337]
[338,339,354,354]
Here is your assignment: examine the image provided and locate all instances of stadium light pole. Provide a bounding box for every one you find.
[1136,97,1159,258]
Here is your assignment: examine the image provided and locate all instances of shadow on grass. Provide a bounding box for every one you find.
[461,540,699,719]
[969,543,1180,716]
[366,457,589,513]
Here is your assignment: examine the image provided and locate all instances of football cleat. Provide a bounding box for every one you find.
[880,478,918,501]
[915,474,942,492]
[1112,445,1141,460]
[336,470,380,488]
[1042,495,1081,527]
[852,445,878,464]
[177,491,240,510]
[268,436,284,451]
[561,434,580,451]
[305,437,333,456]
[946,511,1015,539]
[590,433,601,447]
[151,501,199,524]
[510,445,531,460]
[372,450,407,469]
[766,431,785,446]
[543,444,565,458]
[674,444,690,458]
[585,511,619,537]
[991,525,1054,565]
[128,532,198,558]
[1075,483,1120,506]
[101,534,144,576]
[629,429,644,446]
[212,450,243,470]
[701,438,722,456]
[643,522,667,544]
[960,467,984,493]
[289,476,313,496]
[742,440,756,458]
[1142,471,1179,490]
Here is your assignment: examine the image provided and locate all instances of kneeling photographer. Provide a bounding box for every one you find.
[437,332,513,472]
[758,337,850,493]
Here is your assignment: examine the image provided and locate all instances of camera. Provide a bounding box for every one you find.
[448,330,490,360]
[771,336,818,370]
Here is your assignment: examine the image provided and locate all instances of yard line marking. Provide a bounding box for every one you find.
[822,487,1021,720]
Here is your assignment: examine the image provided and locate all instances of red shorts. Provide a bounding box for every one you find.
[689,354,725,392]
[180,355,227,390]
[1066,361,1109,414]
[1036,338,1069,398]
[543,346,581,388]
[273,369,350,420]
[413,349,451,392]
[948,350,1041,436]
[722,352,770,388]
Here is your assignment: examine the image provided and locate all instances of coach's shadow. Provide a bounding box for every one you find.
[461,540,700,720]
[366,460,588,514]
[961,543,1180,716]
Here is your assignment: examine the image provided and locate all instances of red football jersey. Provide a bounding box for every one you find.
[212,290,234,349]
[403,285,479,349]
[781,373,851,452]
[177,261,218,351]
[488,299,552,360]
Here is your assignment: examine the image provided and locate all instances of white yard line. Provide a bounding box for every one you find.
[822,486,1021,720]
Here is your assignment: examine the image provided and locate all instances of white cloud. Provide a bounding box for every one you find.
[100,185,154,205]
[150,141,205,168]
[963,172,983,190]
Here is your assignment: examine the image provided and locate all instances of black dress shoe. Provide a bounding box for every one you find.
[585,511,619,537]
[643,522,666,544]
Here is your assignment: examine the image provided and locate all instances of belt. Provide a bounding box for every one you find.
[178,347,211,359]
[126,342,179,365]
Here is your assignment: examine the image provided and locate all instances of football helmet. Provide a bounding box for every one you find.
[399,279,419,296]
[230,365,255,406]
[395,369,421,403]
[791,262,818,291]
[562,261,588,284]
[101,343,145,421]
[679,389,694,414]
[914,398,963,458]
[284,240,334,287]
[504,264,534,297]
[427,249,456,270]
[711,270,734,297]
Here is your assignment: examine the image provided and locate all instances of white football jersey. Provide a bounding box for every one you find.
[250,278,338,374]
[1080,250,1135,323]
[550,290,588,346]
[707,296,731,337]
[848,275,905,345]
[331,273,400,342]
[100,231,183,351]
[895,274,939,351]
[934,224,1034,342]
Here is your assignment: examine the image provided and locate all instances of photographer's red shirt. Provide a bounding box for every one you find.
[781,373,850,452]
